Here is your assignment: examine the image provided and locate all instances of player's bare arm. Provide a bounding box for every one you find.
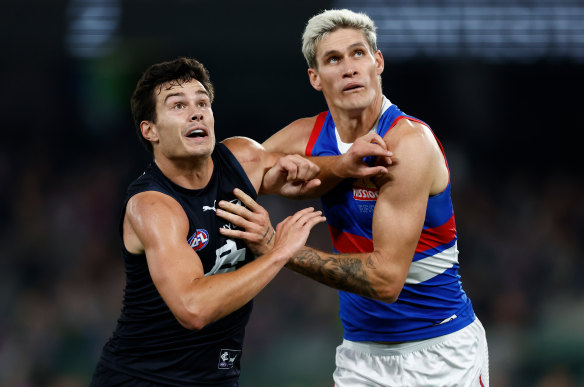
[287,119,449,301]
[262,116,317,154]
[220,119,447,302]
[263,118,393,198]
[124,190,325,330]
[222,136,322,197]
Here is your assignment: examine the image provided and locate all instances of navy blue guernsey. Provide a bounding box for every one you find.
[93,143,257,386]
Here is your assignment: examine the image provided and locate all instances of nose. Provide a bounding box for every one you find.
[190,109,203,121]
[342,59,358,78]
[342,67,357,78]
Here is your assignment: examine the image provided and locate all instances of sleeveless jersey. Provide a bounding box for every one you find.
[96,143,256,386]
[306,102,475,342]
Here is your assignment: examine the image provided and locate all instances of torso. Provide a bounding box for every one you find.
[306,102,475,342]
[98,143,257,386]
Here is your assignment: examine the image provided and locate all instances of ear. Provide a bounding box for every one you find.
[374,50,384,76]
[140,121,159,144]
[307,68,322,91]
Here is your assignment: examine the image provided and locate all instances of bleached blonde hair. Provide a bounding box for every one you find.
[302,9,378,69]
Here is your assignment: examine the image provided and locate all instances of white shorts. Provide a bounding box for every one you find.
[333,318,489,387]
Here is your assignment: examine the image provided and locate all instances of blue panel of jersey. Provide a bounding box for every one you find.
[310,104,475,342]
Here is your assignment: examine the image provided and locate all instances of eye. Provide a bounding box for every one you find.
[173,102,185,110]
[198,101,207,108]
[354,50,364,57]
[327,56,339,64]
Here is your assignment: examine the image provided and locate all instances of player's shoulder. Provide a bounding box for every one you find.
[263,114,321,154]
[386,117,435,148]
[221,136,263,154]
[220,136,264,167]
[127,190,184,221]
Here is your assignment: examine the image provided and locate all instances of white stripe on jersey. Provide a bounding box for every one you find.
[405,242,459,284]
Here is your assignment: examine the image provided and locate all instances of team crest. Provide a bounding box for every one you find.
[352,178,379,201]
[188,229,209,251]
[217,349,240,369]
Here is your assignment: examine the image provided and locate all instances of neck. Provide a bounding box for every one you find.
[154,154,214,190]
[328,92,384,143]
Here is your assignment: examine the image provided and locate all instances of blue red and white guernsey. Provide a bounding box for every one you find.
[306,96,476,342]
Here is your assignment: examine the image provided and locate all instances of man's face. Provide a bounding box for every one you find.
[142,79,215,161]
[309,28,384,113]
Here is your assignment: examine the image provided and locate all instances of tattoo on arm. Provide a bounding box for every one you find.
[286,248,379,299]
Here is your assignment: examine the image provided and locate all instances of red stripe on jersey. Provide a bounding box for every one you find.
[416,214,456,254]
[305,111,328,156]
[329,226,374,253]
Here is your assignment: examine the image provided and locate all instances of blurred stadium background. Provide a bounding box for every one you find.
[1,0,583,386]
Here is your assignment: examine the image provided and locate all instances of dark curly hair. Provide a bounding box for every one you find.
[130,57,215,153]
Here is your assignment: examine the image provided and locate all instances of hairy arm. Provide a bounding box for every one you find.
[124,190,323,330]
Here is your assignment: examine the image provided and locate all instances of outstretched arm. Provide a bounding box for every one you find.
[263,117,393,198]
[221,136,321,197]
[220,120,446,302]
[124,190,325,330]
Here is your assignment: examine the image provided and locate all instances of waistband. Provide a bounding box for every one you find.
[341,318,482,356]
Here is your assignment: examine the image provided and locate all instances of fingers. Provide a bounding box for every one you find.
[218,227,250,241]
[218,227,270,246]
[353,133,393,164]
[216,206,256,231]
[229,188,263,213]
[298,210,327,230]
[354,166,389,177]
[217,191,266,230]
[278,207,326,229]
[360,132,390,152]
[356,141,392,158]
[302,178,322,191]
[278,154,321,182]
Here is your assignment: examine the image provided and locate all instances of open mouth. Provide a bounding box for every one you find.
[186,128,208,138]
[343,84,364,92]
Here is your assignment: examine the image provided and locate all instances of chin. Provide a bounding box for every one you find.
[341,98,370,112]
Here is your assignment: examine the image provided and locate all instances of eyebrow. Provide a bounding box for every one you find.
[163,90,209,104]
[321,42,367,59]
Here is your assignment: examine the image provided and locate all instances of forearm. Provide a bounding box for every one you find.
[178,250,286,329]
[285,247,384,300]
[302,156,344,197]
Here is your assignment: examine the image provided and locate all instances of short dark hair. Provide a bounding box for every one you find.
[130,57,215,153]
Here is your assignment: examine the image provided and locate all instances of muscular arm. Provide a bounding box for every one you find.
[222,136,321,197]
[124,191,323,330]
[285,120,447,302]
[262,116,393,198]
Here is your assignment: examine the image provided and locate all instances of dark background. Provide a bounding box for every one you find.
[1,1,583,386]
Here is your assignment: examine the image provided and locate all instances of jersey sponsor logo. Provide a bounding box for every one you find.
[352,178,379,201]
[202,198,242,213]
[202,200,216,212]
[207,239,246,275]
[188,229,209,251]
[218,349,240,369]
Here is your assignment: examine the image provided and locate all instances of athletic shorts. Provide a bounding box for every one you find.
[333,318,489,387]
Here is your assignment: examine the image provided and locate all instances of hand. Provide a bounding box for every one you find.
[337,132,393,178]
[217,188,276,256]
[270,207,326,262]
[262,154,322,197]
